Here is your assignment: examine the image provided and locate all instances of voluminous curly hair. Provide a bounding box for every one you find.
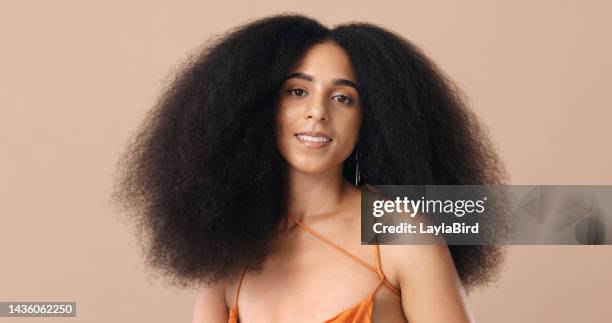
[112,13,508,291]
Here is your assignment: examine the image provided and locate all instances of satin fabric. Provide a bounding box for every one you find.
[228,216,401,323]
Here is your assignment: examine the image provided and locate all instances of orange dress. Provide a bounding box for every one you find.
[228,216,401,323]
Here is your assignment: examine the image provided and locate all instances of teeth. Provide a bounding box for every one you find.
[297,134,331,143]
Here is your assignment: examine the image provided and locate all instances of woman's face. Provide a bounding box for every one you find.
[276,41,363,175]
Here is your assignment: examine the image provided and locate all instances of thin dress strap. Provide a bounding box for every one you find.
[374,243,401,295]
[291,215,401,296]
[231,268,247,312]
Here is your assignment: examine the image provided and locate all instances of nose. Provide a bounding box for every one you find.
[304,95,328,121]
[306,113,327,121]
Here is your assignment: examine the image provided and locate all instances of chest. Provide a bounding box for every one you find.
[227,228,405,322]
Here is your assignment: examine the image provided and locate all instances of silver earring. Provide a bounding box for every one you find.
[355,151,361,186]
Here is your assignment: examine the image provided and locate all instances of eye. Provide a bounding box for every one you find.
[287,88,307,97]
[333,95,353,105]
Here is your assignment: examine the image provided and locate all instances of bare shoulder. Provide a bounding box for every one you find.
[192,277,229,323]
[380,242,456,284]
[380,243,474,319]
[374,211,474,322]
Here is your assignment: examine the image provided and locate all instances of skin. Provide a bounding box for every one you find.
[192,41,474,323]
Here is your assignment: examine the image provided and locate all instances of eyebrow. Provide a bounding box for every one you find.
[283,72,360,93]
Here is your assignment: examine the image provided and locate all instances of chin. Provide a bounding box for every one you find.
[290,164,329,175]
[286,158,336,175]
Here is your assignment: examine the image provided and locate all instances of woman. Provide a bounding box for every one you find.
[113,13,507,322]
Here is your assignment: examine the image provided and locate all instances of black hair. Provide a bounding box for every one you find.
[112,13,508,291]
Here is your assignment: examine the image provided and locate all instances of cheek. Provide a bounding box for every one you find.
[275,106,296,149]
[337,112,362,146]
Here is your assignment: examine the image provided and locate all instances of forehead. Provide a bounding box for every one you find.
[288,41,357,82]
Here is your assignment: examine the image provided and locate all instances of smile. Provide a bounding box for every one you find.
[295,132,332,148]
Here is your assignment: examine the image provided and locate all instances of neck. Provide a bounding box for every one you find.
[285,164,351,219]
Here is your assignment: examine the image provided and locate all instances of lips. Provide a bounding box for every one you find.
[295,131,333,148]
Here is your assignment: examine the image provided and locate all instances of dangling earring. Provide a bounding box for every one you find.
[355,150,361,187]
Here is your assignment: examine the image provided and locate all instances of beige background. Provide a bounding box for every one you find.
[1,1,611,322]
